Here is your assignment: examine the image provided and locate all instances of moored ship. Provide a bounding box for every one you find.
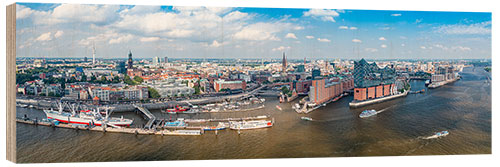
[229,119,273,130]
[43,103,133,127]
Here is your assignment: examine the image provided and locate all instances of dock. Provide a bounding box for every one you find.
[16,118,202,135]
[184,115,269,123]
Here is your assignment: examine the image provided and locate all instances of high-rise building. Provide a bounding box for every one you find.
[84,57,87,62]
[312,67,321,79]
[352,59,397,102]
[127,50,133,69]
[117,61,126,74]
[153,56,160,66]
[296,65,305,73]
[282,52,287,72]
[164,56,168,64]
[92,44,96,65]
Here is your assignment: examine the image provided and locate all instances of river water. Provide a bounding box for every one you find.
[16,67,491,163]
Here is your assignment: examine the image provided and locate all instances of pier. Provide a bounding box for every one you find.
[133,104,156,129]
[184,115,269,123]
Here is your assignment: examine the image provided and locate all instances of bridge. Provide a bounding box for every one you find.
[132,104,156,129]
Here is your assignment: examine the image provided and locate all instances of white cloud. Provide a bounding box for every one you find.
[391,13,402,17]
[233,22,293,41]
[50,4,120,24]
[140,37,160,42]
[379,37,386,41]
[352,39,362,43]
[306,36,315,39]
[381,44,387,48]
[120,5,161,16]
[415,19,423,23]
[401,44,405,47]
[317,38,331,42]
[336,9,345,13]
[109,34,134,44]
[285,33,297,39]
[16,4,36,19]
[452,46,472,51]
[210,40,222,48]
[303,9,339,22]
[434,44,448,50]
[434,21,491,35]
[338,26,348,29]
[223,11,249,22]
[80,31,136,45]
[36,32,52,41]
[381,27,391,30]
[272,46,291,52]
[54,31,64,38]
[349,27,357,30]
[365,48,378,52]
[293,26,305,30]
[420,46,426,49]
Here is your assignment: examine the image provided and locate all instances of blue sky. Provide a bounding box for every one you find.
[16,3,491,60]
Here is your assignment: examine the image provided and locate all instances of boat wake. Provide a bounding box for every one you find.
[313,115,352,122]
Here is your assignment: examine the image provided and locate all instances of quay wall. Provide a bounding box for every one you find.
[349,91,408,108]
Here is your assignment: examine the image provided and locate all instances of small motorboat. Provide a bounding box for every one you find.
[276,105,282,111]
[359,109,377,118]
[301,117,313,121]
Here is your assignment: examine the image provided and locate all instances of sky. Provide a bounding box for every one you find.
[15,3,492,60]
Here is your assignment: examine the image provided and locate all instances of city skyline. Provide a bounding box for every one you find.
[16,3,491,60]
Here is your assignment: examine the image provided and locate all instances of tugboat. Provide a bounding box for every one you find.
[359,109,377,118]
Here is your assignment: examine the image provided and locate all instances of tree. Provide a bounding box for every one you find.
[148,87,161,98]
[133,76,143,83]
[100,76,108,84]
[113,76,120,83]
[124,75,136,85]
[281,86,290,95]
[81,74,87,81]
[90,75,97,82]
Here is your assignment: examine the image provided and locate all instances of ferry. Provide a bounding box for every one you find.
[229,120,273,130]
[202,122,227,131]
[359,109,377,118]
[43,104,133,127]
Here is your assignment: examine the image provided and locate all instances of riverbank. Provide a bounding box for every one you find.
[349,90,409,108]
[428,78,460,89]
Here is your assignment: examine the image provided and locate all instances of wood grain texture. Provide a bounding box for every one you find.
[6,3,17,163]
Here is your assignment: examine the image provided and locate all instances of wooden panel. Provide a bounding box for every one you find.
[6,3,17,163]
